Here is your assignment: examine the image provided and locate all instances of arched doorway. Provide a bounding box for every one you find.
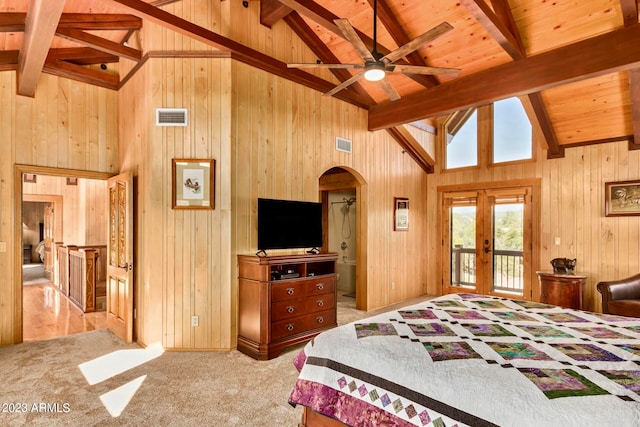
[319,167,367,311]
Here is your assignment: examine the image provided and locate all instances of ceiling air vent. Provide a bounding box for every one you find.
[156,108,188,126]
[336,137,352,154]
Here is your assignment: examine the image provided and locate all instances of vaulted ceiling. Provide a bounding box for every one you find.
[1,0,639,163]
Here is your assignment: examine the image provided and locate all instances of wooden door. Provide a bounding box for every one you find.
[441,186,533,299]
[106,172,134,343]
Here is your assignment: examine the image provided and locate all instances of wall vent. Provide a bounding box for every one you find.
[156,108,188,126]
[336,137,352,153]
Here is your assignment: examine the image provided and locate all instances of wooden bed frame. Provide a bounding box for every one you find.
[299,407,347,427]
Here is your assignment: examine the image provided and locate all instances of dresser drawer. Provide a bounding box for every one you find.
[271,276,335,302]
[271,309,336,341]
[271,293,336,321]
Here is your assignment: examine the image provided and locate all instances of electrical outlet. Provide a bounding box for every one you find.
[191,316,199,327]
[554,237,561,246]
[0,242,6,253]
[391,282,396,290]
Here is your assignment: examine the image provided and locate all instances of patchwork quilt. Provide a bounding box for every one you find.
[288,293,640,426]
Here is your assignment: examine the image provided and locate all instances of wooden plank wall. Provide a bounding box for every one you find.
[22,176,107,245]
[427,104,640,313]
[117,0,429,351]
[0,71,118,345]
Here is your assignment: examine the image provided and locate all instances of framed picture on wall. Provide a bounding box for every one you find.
[171,158,215,210]
[394,197,409,231]
[605,180,640,216]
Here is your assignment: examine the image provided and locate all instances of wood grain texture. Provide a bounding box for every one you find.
[429,106,640,313]
[0,71,117,345]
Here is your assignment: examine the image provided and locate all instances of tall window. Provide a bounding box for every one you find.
[446,109,477,169]
[493,98,532,163]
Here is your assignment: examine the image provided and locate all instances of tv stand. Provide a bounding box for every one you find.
[237,252,338,360]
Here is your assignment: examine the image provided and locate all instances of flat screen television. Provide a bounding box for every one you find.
[257,198,323,251]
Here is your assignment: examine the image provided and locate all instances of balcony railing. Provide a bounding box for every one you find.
[451,245,524,293]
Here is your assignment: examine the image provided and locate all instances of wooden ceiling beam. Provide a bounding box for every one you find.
[260,0,293,28]
[107,0,370,109]
[17,0,66,97]
[47,47,119,65]
[284,12,375,105]
[528,92,563,158]
[369,24,640,130]
[464,0,562,157]
[367,0,439,88]
[57,14,142,30]
[459,0,523,59]
[386,125,434,174]
[0,13,142,32]
[0,50,18,71]
[0,13,26,32]
[55,27,142,62]
[43,57,119,90]
[619,0,639,26]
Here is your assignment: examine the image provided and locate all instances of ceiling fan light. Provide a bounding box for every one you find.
[364,64,385,81]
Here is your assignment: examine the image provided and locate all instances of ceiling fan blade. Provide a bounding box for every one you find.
[379,78,401,102]
[287,63,363,70]
[325,71,365,97]
[382,22,454,64]
[334,18,376,62]
[389,64,461,78]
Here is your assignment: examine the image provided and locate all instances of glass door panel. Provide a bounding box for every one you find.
[491,203,524,295]
[450,206,477,290]
[442,187,533,299]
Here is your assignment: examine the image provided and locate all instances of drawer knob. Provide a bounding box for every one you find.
[286,323,295,331]
[286,288,295,295]
[316,316,324,324]
[316,283,324,291]
[316,300,324,307]
[287,306,295,313]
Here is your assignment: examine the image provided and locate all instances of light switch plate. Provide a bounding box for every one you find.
[0,242,6,252]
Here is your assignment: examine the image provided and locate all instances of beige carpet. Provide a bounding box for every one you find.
[0,294,433,426]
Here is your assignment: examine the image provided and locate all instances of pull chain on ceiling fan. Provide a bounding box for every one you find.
[287,0,461,101]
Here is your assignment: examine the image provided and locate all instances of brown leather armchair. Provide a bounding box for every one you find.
[596,273,640,317]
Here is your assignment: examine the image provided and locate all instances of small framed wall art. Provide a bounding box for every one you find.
[394,197,409,231]
[172,158,215,210]
[605,180,640,217]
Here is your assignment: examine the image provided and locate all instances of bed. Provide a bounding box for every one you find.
[288,293,640,426]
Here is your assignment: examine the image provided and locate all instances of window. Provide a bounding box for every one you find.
[493,98,532,163]
[445,109,477,169]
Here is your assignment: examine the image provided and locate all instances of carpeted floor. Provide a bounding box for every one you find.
[0,294,433,426]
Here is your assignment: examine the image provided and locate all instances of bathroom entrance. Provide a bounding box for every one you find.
[319,166,367,310]
[329,189,357,298]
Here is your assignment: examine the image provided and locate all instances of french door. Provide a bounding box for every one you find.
[441,186,534,299]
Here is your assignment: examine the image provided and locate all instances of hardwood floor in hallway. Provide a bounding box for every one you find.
[23,281,107,342]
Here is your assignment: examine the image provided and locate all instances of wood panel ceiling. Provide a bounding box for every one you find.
[1,0,639,160]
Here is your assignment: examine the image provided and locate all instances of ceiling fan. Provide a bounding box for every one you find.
[287,0,461,101]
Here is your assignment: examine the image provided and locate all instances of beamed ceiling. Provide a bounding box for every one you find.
[1,0,640,167]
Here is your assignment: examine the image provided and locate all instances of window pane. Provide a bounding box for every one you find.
[446,110,477,169]
[493,98,532,163]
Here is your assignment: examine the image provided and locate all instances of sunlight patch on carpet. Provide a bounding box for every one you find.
[78,342,164,385]
[100,375,146,417]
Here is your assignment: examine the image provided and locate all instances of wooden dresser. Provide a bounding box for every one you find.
[537,271,587,310]
[237,252,338,360]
